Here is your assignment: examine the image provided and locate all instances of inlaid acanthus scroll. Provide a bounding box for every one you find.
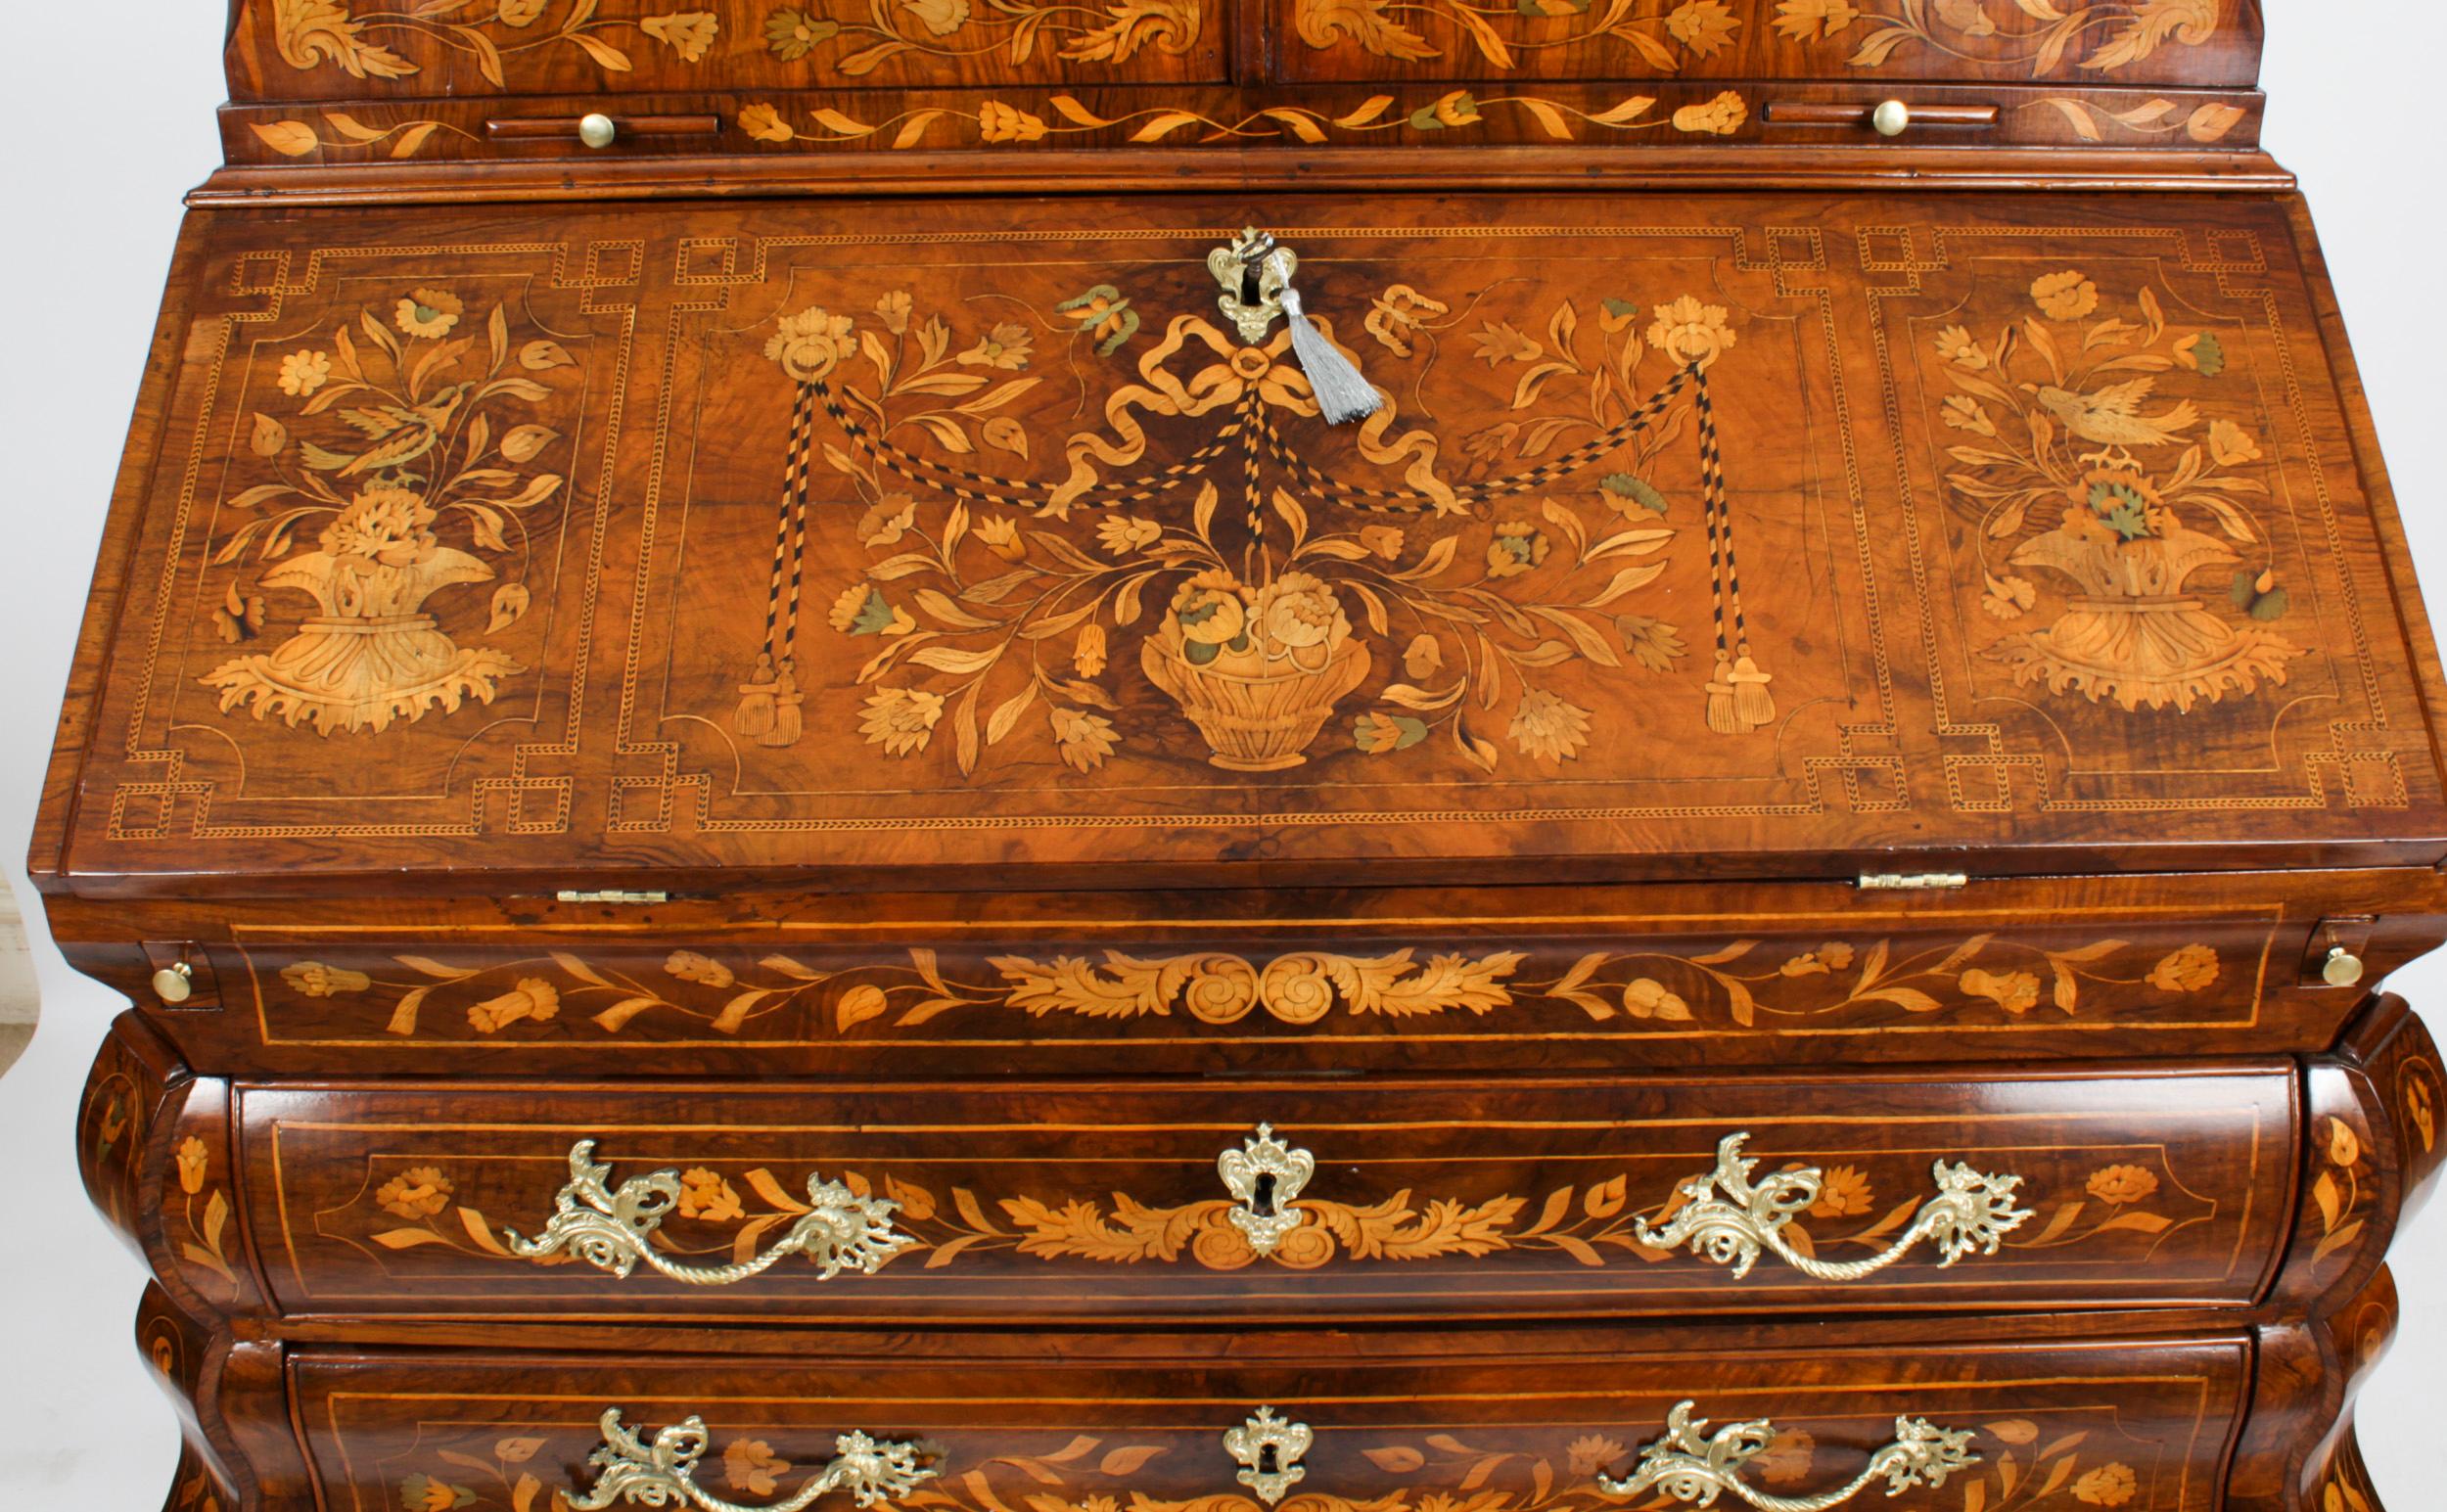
[1598,1401,1980,1511]
[570,1409,934,1512]
[502,1139,911,1283]
[1632,1132,2032,1280]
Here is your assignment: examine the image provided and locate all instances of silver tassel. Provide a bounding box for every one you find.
[1279,286,1382,427]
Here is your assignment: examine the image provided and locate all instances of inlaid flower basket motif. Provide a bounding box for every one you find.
[200,288,577,735]
[1935,269,2300,713]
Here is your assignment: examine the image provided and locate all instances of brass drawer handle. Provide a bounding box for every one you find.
[1633,1132,2032,1281]
[1601,1401,1978,1510]
[503,1139,910,1284]
[571,1409,934,1512]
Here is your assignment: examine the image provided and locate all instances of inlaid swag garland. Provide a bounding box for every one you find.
[744,269,1769,778]
[392,1416,2158,1512]
[344,1138,2196,1275]
[270,933,2227,1038]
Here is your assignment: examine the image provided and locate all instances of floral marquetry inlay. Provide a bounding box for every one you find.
[68,198,2435,879]
[1285,0,2244,80]
[727,270,1774,780]
[262,933,2232,1042]
[384,1414,2176,1512]
[1933,268,2299,713]
[239,0,1227,96]
[329,1137,2201,1279]
[199,289,578,735]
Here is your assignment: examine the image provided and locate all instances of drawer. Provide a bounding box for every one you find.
[243,1068,2293,1322]
[292,1328,2249,1512]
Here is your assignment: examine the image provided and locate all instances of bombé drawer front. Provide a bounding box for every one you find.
[292,1329,2249,1512]
[241,1068,2293,1323]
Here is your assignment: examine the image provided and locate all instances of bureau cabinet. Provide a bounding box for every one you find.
[38,5,2447,1511]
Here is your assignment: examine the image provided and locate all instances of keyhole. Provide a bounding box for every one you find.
[1257,1444,1280,1476]
[1240,262,1264,307]
[1250,1171,1277,1217]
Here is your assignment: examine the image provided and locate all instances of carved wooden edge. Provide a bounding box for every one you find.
[2229,993,2440,1509]
[89,1012,294,1512]
[139,1282,295,1512]
[2281,194,2447,802]
[188,145,2299,209]
[26,224,210,890]
[78,1011,265,1321]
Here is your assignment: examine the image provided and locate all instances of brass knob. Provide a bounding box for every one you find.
[578,113,618,150]
[2322,946,2367,988]
[1871,100,1912,138]
[151,962,194,1004]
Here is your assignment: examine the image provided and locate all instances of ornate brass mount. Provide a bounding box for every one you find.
[1224,1407,1315,1506]
[569,1409,935,1512]
[503,1139,911,1284]
[1599,1401,1979,1510]
[1218,1123,1316,1256]
[1210,227,1298,344]
[1632,1132,2032,1281]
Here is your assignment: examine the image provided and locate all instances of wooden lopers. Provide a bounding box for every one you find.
[34,4,2447,1510]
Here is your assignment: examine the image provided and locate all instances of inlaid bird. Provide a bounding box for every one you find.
[2032,378,2199,450]
[334,388,468,478]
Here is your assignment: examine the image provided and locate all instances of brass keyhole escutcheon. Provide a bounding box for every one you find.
[1249,1171,1277,1217]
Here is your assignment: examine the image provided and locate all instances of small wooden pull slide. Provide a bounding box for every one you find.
[1764,101,2001,134]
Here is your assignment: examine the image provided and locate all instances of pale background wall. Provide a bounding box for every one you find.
[0,3,2438,1503]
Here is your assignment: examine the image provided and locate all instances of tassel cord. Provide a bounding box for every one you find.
[1255,362,1697,516]
[812,382,1236,514]
[762,386,818,661]
[1693,367,1751,658]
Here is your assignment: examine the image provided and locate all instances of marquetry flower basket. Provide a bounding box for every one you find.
[1144,636,1373,771]
[1994,521,2303,713]
[1144,573,1372,771]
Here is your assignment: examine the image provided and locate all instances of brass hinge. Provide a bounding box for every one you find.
[555,890,669,905]
[1856,872,1968,892]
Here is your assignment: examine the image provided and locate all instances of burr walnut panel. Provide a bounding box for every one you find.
[47,192,2446,894]
[239,1070,2290,1323]
[290,1331,2250,1512]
